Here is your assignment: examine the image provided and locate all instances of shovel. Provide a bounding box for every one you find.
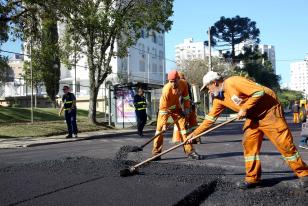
[120,117,237,177]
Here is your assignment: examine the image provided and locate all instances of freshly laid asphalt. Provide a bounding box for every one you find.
[0,114,308,205]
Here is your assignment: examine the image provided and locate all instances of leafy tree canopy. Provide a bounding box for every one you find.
[206,15,260,61]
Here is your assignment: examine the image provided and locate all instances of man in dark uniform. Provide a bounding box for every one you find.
[134,87,147,137]
[59,86,78,138]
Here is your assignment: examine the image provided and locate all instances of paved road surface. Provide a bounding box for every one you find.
[1,114,308,205]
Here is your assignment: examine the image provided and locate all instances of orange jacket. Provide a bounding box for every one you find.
[159,79,190,125]
[192,76,280,136]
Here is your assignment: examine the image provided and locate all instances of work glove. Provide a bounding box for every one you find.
[162,124,167,132]
[186,133,194,144]
[237,108,247,120]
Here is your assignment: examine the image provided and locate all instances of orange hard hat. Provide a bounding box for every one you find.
[178,71,185,80]
[168,70,179,80]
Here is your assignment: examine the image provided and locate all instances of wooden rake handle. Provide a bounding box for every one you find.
[139,116,182,149]
[133,117,238,169]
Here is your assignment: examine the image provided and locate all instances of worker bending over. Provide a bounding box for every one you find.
[153,70,202,161]
[172,71,200,144]
[188,71,308,190]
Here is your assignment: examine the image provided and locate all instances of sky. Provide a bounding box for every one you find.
[164,0,308,85]
[1,0,308,85]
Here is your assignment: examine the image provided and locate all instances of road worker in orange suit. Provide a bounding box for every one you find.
[172,71,201,144]
[187,71,308,190]
[152,70,202,160]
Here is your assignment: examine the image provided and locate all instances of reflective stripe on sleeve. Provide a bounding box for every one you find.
[183,95,190,100]
[64,101,73,104]
[251,91,265,97]
[169,105,176,110]
[137,108,146,110]
[159,110,168,115]
[180,129,188,135]
[137,101,146,104]
[244,155,260,162]
[283,151,300,162]
[205,115,216,122]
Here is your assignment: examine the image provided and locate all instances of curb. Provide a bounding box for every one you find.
[25,129,156,148]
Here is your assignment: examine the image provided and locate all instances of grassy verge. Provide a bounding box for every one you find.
[0,107,109,138]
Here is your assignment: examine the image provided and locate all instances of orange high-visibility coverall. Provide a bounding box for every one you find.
[153,79,194,155]
[192,76,308,183]
[171,78,200,143]
[173,105,199,143]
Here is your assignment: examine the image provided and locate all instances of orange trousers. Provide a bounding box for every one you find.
[153,112,194,155]
[172,109,200,143]
[293,112,299,123]
[243,105,308,183]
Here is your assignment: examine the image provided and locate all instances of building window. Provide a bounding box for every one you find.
[158,36,163,46]
[151,32,157,43]
[152,48,157,59]
[159,64,163,73]
[159,51,164,60]
[139,60,145,72]
[152,63,157,73]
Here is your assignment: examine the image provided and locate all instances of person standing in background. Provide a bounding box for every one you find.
[59,86,78,138]
[292,101,300,123]
[134,88,147,137]
[299,103,307,123]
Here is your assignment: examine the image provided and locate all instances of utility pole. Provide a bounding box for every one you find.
[208,27,213,111]
[147,53,150,83]
[74,39,77,95]
[127,49,130,83]
[30,37,34,124]
[208,27,212,71]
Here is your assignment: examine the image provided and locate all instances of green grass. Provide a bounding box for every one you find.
[0,107,109,138]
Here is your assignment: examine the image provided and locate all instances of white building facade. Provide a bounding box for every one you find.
[290,55,308,96]
[234,41,276,72]
[175,38,220,64]
[3,54,25,97]
[59,29,166,97]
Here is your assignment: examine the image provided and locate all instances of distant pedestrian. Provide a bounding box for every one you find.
[299,103,307,123]
[292,101,300,123]
[133,88,147,137]
[59,86,78,138]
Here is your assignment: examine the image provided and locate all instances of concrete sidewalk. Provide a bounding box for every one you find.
[0,126,156,149]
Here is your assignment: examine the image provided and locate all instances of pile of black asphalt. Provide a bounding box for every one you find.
[1,156,308,206]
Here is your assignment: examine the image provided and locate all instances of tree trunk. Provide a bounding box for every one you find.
[88,79,99,125]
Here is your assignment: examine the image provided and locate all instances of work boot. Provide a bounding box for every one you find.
[299,176,308,190]
[188,152,203,160]
[66,134,72,139]
[299,143,308,150]
[299,137,308,149]
[236,180,260,190]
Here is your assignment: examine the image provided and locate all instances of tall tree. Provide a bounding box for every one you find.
[1,1,61,105]
[59,0,174,124]
[207,15,260,62]
[39,13,60,106]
